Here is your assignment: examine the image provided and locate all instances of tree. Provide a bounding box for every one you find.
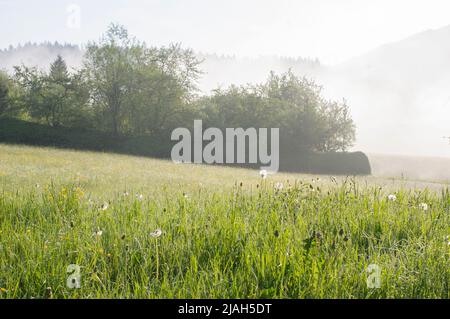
[262,71,355,152]
[45,55,73,126]
[318,99,355,152]
[0,71,9,116]
[199,70,356,153]
[129,44,202,135]
[83,24,145,136]
[14,56,88,127]
[83,24,201,136]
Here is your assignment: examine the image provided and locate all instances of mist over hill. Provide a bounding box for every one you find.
[0,42,84,72]
[1,25,450,159]
[196,53,323,92]
[0,43,323,91]
[320,25,450,158]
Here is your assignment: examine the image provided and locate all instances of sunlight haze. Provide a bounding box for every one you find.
[1,0,450,64]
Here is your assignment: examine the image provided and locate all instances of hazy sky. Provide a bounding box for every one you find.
[1,0,450,64]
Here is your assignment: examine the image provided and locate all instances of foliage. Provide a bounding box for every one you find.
[13,56,88,127]
[83,24,201,136]
[200,70,355,152]
[0,71,11,117]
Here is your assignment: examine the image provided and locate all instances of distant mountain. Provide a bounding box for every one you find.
[318,25,450,157]
[0,42,84,72]
[196,53,323,92]
[337,25,450,87]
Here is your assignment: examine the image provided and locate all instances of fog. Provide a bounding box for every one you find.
[1,24,450,181]
[0,44,84,73]
[197,26,450,159]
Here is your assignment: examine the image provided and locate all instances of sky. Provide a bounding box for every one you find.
[1,0,450,65]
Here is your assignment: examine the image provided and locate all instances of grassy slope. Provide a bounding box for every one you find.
[0,144,450,298]
[0,118,373,175]
[368,153,450,183]
[0,144,447,196]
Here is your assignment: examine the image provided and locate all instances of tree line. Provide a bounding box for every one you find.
[0,24,355,153]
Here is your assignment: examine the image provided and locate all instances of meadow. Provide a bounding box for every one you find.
[0,143,449,298]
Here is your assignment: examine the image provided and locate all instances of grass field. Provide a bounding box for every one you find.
[0,143,449,298]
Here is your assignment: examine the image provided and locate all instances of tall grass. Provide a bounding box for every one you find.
[1,180,449,298]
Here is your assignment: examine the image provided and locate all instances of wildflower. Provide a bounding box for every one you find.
[45,287,53,299]
[419,203,428,211]
[123,191,129,197]
[93,229,103,237]
[274,182,284,191]
[150,229,162,238]
[100,202,109,211]
[136,194,143,201]
[259,169,268,179]
[388,194,397,202]
[0,288,7,293]
[74,187,84,199]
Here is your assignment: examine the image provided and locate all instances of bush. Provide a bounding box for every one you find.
[281,151,371,175]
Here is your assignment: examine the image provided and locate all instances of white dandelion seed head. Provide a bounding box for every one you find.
[419,203,428,211]
[388,194,397,202]
[150,229,162,238]
[93,230,103,237]
[259,169,268,179]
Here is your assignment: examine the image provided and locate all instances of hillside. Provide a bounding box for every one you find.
[321,25,450,157]
[0,143,447,198]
